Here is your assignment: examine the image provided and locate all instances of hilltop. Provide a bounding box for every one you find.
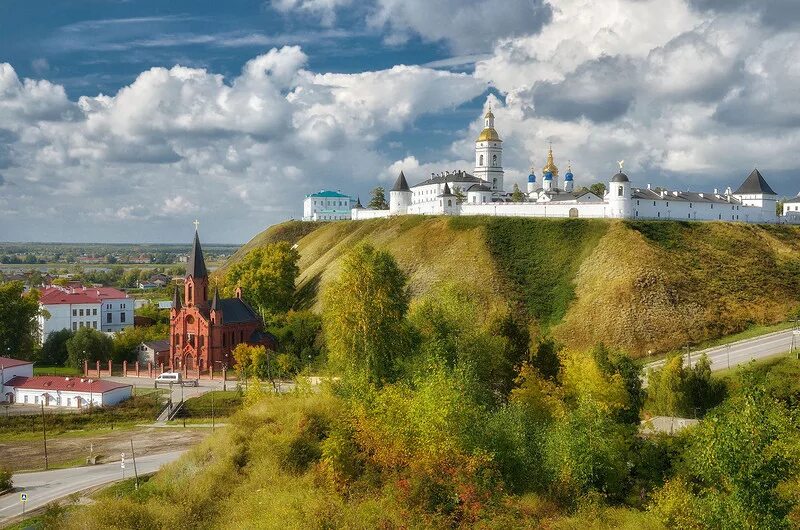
[221,217,800,357]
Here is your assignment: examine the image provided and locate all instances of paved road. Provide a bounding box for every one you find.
[645,328,798,374]
[0,450,185,524]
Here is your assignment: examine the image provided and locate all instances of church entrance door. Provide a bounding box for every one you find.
[569,208,579,218]
[185,354,194,370]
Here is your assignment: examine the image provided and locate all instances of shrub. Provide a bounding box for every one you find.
[0,467,11,490]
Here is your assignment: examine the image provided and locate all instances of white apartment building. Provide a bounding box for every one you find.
[38,285,133,343]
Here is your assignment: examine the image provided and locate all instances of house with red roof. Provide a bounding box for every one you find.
[37,285,133,343]
[6,375,132,408]
[0,356,34,403]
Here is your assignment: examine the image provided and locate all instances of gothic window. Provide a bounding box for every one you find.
[479,155,484,166]
[188,285,193,303]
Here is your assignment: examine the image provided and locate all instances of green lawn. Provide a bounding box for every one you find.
[178,391,242,419]
[33,365,81,376]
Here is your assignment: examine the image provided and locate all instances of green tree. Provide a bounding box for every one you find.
[776,200,784,217]
[323,244,410,385]
[368,187,389,210]
[273,310,323,369]
[0,281,41,359]
[653,383,800,528]
[222,242,300,319]
[40,329,74,366]
[592,343,645,424]
[511,183,525,202]
[589,182,606,197]
[530,338,561,381]
[647,355,689,417]
[453,186,466,204]
[66,327,114,369]
[683,355,726,416]
[111,325,168,363]
[647,354,725,418]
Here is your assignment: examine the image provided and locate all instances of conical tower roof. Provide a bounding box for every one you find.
[733,168,777,195]
[392,171,411,192]
[187,230,208,278]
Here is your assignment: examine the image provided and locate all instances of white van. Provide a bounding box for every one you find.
[155,372,198,387]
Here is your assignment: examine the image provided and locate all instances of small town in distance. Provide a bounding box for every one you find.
[2,1,800,528]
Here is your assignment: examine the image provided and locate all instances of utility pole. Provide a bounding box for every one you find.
[130,439,139,490]
[211,390,215,432]
[40,402,48,470]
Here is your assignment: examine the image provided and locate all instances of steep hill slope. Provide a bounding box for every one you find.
[222,217,800,357]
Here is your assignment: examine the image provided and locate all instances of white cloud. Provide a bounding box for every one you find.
[0,48,485,242]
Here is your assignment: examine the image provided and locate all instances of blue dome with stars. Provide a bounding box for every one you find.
[543,171,553,181]
[528,172,536,183]
[564,170,574,181]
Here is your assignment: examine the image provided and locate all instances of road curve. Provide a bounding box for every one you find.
[644,328,798,374]
[0,450,185,524]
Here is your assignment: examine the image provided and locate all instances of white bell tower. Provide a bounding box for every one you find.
[474,108,504,192]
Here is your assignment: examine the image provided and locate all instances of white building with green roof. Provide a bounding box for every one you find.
[303,190,356,221]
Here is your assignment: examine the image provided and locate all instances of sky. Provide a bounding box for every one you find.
[1,0,799,243]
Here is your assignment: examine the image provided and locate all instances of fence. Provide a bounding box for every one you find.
[82,359,229,381]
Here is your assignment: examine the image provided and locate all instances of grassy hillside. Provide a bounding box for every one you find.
[219,217,800,357]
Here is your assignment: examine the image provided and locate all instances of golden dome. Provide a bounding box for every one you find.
[542,145,559,176]
[476,127,502,142]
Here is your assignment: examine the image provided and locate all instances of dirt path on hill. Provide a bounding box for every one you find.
[0,426,210,472]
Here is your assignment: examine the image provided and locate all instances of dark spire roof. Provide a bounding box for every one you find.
[440,183,455,196]
[187,230,208,278]
[392,171,411,192]
[355,196,363,209]
[172,284,182,310]
[733,169,777,196]
[210,287,220,311]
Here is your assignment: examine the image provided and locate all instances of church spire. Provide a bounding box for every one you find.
[187,226,208,279]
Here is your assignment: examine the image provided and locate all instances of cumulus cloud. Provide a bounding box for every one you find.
[3,0,800,242]
[0,48,485,242]
[459,0,800,191]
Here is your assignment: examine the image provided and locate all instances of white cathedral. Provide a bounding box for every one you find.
[309,109,791,224]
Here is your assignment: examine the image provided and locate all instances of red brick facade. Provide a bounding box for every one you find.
[168,231,275,372]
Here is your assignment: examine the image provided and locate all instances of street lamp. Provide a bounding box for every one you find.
[215,359,228,392]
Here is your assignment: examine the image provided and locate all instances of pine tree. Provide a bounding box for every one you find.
[511,183,525,202]
[368,187,389,210]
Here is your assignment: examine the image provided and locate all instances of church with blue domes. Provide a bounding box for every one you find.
[342,109,787,224]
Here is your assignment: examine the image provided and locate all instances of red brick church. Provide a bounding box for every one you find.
[169,229,275,372]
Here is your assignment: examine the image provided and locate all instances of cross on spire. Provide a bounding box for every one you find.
[618,160,625,171]
[193,219,200,232]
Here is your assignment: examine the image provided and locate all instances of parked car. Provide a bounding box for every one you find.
[155,372,198,387]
